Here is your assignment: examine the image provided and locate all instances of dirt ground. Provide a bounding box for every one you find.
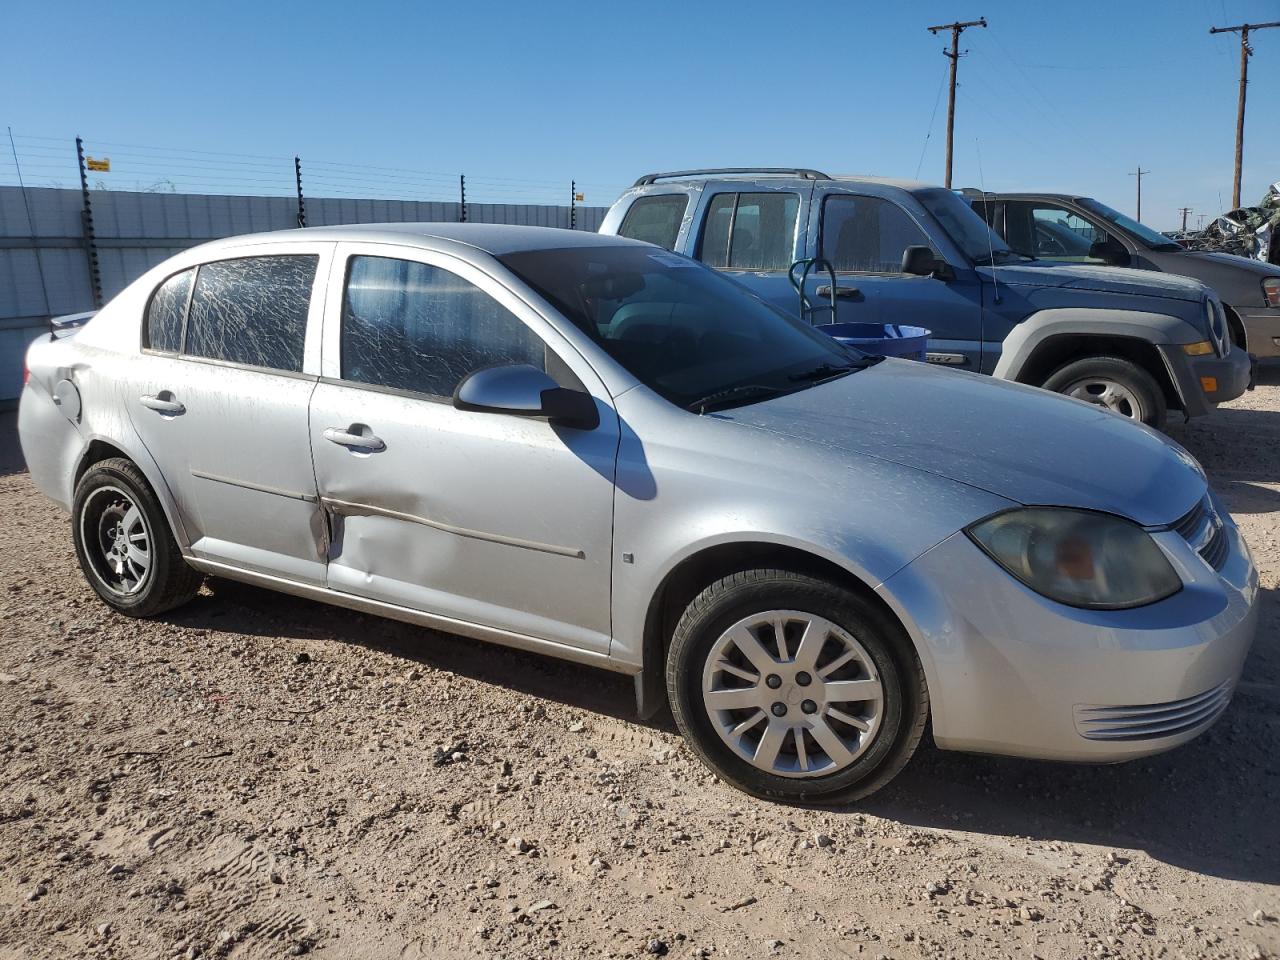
[1,371,1278,960]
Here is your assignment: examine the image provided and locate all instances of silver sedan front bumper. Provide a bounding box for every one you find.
[877,507,1259,762]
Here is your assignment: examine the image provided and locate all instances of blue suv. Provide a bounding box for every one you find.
[600,168,1252,429]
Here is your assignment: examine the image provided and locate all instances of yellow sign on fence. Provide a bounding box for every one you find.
[574,193,584,202]
[86,157,111,172]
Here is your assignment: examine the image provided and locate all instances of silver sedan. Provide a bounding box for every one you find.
[19,224,1259,803]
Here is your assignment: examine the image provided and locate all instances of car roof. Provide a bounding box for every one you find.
[193,222,645,257]
[630,170,938,192]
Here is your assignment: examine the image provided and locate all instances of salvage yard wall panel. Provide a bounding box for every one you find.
[0,185,610,404]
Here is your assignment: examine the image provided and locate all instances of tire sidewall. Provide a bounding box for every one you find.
[1042,356,1166,429]
[668,574,920,803]
[72,460,176,615]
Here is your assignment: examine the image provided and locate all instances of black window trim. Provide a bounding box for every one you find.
[170,252,319,375]
[618,192,690,251]
[695,189,801,273]
[140,266,197,357]
[817,191,939,277]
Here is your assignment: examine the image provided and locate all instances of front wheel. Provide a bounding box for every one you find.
[72,457,203,617]
[666,569,928,804]
[1041,355,1167,430]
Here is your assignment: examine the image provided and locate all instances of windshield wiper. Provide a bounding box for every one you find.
[686,384,785,414]
[787,357,884,384]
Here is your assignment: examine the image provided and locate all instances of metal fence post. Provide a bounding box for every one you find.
[76,136,103,308]
[294,156,307,228]
[459,174,467,222]
[570,180,576,230]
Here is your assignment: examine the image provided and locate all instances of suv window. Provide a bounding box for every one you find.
[617,195,688,251]
[341,255,546,399]
[184,255,317,372]
[821,195,933,273]
[145,268,193,353]
[699,192,799,271]
[1006,201,1108,262]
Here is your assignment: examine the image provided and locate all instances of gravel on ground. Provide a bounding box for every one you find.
[0,371,1278,960]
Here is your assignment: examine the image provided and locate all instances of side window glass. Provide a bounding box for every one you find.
[698,192,799,272]
[184,255,317,372]
[145,268,193,353]
[341,256,546,399]
[617,194,688,251]
[821,196,934,273]
[1029,205,1109,262]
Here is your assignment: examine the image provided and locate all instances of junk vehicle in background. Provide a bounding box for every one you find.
[966,190,1280,360]
[19,223,1258,804]
[600,169,1251,430]
[1177,181,1280,266]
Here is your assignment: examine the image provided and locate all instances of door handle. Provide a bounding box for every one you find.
[323,427,386,452]
[140,394,185,415]
[816,284,861,300]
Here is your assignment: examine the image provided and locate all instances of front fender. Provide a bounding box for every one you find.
[991,307,1203,381]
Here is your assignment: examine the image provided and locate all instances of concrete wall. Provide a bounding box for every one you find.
[0,186,609,403]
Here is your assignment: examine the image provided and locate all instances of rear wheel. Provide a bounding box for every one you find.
[72,458,202,617]
[666,569,928,804]
[1041,355,1167,430]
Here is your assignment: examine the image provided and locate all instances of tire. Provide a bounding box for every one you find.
[666,569,929,805]
[1041,355,1167,430]
[72,457,202,617]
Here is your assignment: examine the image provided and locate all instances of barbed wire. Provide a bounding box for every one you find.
[0,131,628,207]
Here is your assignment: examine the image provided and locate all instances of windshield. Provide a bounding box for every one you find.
[497,245,864,411]
[914,188,1028,265]
[1078,198,1182,251]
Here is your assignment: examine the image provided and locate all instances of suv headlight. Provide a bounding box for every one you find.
[1203,297,1227,356]
[966,508,1182,609]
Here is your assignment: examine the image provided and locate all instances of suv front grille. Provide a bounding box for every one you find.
[1170,496,1228,571]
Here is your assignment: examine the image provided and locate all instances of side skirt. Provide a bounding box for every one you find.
[185,556,637,678]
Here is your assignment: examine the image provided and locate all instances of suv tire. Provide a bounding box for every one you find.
[1041,355,1167,430]
[666,569,928,804]
[72,457,203,617]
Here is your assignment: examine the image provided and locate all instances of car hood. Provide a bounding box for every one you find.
[718,359,1206,527]
[980,262,1208,302]
[1176,249,1280,277]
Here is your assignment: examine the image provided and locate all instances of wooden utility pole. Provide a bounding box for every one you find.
[927,17,987,188]
[1178,207,1192,232]
[1209,20,1280,209]
[1129,167,1149,222]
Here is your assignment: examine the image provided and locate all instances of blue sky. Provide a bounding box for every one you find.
[4,0,1279,230]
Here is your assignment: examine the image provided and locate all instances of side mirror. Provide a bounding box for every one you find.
[901,245,951,279]
[453,364,599,430]
[1089,239,1130,267]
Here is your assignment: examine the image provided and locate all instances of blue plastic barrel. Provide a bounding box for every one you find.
[819,323,931,361]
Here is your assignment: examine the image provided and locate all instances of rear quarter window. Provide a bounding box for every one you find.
[144,268,193,353]
[617,194,689,251]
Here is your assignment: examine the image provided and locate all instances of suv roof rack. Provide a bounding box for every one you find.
[633,167,832,187]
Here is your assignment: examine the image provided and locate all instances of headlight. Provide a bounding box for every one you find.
[1264,277,1280,308]
[966,508,1181,609]
[1203,297,1226,356]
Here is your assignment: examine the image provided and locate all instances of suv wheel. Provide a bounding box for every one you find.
[1041,355,1167,430]
[72,457,203,617]
[666,569,928,804]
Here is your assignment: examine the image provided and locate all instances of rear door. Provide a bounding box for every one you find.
[127,244,332,583]
[811,189,985,370]
[307,244,618,654]
[690,185,813,315]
